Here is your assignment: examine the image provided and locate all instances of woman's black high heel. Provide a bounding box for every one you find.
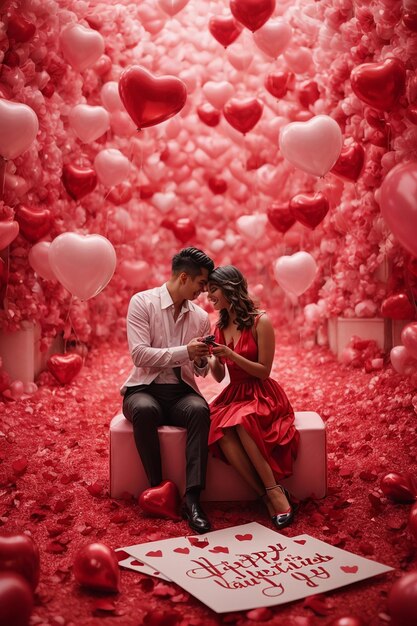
[265,484,295,530]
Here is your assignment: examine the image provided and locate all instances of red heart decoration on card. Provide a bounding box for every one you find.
[173,547,190,554]
[235,534,252,541]
[380,472,417,503]
[15,205,52,243]
[350,58,406,111]
[115,550,131,562]
[6,13,36,42]
[0,572,34,626]
[264,71,293,98]
[340,565,358,574]
[208,14,243,47]
[119,66,187,129]
[130,559,144,566]
[139,480,181,520]
[197,104,221,127]
[188,537,209,548]
[331,141,365,182]
[209,546,229,554]
[62,164,97,201]
[267,203,296,233]
[223,98,263,135]
[145,550,163,558]
[47,353,83,385]
[0,535,40,591]
[0,220,19,250]
[289,192,329,229]
[230,0,275,32]
[381,293,415,320]
[294,539,306,545]
[73,543,120,592]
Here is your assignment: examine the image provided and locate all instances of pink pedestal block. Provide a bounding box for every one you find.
[328,317,390,359]
[109,411,327,502]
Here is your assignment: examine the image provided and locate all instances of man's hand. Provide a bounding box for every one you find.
[187,338,210,362]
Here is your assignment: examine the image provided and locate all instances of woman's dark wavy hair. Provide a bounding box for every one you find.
[209,265,260,330]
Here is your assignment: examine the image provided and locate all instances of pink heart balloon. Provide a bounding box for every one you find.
[253,19,292,59]
[226,45,253,71]
[94,149,130,187]
[0,99,39,160]
[60,24,104,71]
[100,82,123,112]
[118,260,150,288]
[28,241,56,281]
[280,115,343,177]
[274,251,317,296]
[401,322,417,359]
[68,105,110,144]
[0,220,19,250]
[202,81,234,109]
[390,346,417,375]
[48,233,116,301]
[236,214,268,240]
[158,0,189,16]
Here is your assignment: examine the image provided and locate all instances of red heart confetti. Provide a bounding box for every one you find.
[187,537,209,548]
[173,547,190,554]
[145,550,163,558]
[209,546,229,554]
[341,565,359,574]
[235,533,252,541]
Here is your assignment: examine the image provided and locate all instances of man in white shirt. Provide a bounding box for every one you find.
[122,247,214,533]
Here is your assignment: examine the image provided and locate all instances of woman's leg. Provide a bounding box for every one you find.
[218,428,265,497]
[235,424,290,515]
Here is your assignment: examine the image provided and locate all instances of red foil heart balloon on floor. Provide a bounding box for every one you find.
[380,472,417,503]
[0,535,40,591]
[15,205,52,243]
[266,203,296,233]
[223,98,263,134]
[230,0,276,32]
[289,192,329,229]
[331,141,365,182]
[0,572,34,626]
[47,353,83,385]
[388,572,417,626]
[381,293,415,320]
[62,164,97,200]
[139,480,181,520]
[73,543,120,592]
[350,57,406,111]
[208,14,243,47]
[118,66,187,129]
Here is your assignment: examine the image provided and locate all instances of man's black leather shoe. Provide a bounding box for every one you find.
[182,502,211,534]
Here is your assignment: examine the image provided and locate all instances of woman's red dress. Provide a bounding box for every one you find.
[208,322,299,480]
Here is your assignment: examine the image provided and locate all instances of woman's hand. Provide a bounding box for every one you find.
[211,344,234,360]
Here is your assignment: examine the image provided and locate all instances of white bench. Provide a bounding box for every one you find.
[109,411,327,501]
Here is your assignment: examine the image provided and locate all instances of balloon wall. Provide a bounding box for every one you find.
[0,0,417,352]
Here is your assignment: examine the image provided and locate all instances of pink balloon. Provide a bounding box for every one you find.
[280,115,343,176]
[253,19,292,59]
[273,251,317,296]
[202,81,234,109]
[101,82,123,112]
[69,105,110,144]
[390,345,417,375]
[60,24,104,71]
[28,241,56,281]
[236,214,268,240]
[158,0,189,16]
[118,260,150,288]
[226,45,253,71]
[94,149,130,186]
[0,220,19,250]
[401,322,417,359]
[48,233,116,301]
[379,162,417,257]
[284,46,314,74]
[0,99,39,160]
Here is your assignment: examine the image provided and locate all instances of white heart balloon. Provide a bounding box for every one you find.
[279,115,343,177]
[69,104,110,143]
[0,99,39,160]
[151,192,176,213]
[60,24,104,71]
[94,149,130,187]
[273,251,317,296]
[253,20,292,59]
[236,214,268,240]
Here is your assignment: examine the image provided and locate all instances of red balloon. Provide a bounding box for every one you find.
[0,572,33,626]
[73,543,120,593]
[118,65,187,129]
[365,108,386,130]
[62,164,97,201]
[163,218,196,244]
[403,10,417,31]
[0,535,39,591]
[139,184,156,200]
[266,203,296,233]
[223,98,263,135]
[297,80,320,108]
[331,141,365,182]
[388,572,417,626]
[107,181,133,205]
[289,192,329,229]
[230,0,276,32]
[264,71,294,98]
[47,353,83,385]
[15,205,52,243]
[381,293,415,320]
[380,472,416,503]
[139,480,181,520]
[350,57,406,111]
[208,176,228,194]
[197,103,221,127]
[409,503,417,541]
[6,13,36,43]
[208,14,243,47]
[330,619,364,626]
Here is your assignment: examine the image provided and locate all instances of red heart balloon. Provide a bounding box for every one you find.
[380,472,416,503]
[264,71,294,98]
[15,205,52,243]
[266,203,296,233]
[0,220,19,250]
[172,218,196,244]
[73,543,120,593]
[118,65,187,129]
[197,104,221,127]
[388,572,417,626]
[409,503,417,541]
[139,480,181,520]
[0,535,39,591]
[381,293,415,320]
[47,353,83,385]
[6,13,36,43]
[62,164,97,201]
[223,98,263,135]
[331,141,365,182]
[289,192,329,229]
[230,0,276,32]
[297,80,320,108]
[108,181,133,205]
[208,14,243,47]
[208,177,228,194]
[0,572,33,626]
[350,57,406,111]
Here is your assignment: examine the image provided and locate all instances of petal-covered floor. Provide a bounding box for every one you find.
[1,334,416,626]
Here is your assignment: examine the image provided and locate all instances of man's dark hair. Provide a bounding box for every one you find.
[172,247,214,277]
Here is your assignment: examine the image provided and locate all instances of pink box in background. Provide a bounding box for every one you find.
[327,317,390,360]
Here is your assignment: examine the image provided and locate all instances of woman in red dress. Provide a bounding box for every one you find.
[206,265,299,529]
